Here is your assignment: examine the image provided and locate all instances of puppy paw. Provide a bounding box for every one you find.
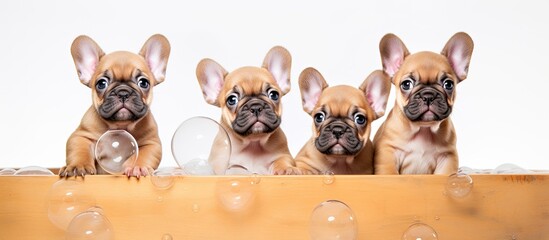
[124,166,154,178]
[59,163,96,177]
[273,166,302,175]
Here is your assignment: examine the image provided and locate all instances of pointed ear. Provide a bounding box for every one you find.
[262,46,291,95]
[441,32,474,82]
[71,35,105,87]
[196,58,228,107]
[379,33,409,77]
[139,34,171,85]
[298,67,328,114]
[359,70,391,120]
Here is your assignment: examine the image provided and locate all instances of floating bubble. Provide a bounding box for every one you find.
[192,203,200,213]
[310,200,357,240]
[491,163,533,174]
[66,209,114,240]
[150,168,176,189]
[250,173,261,185]
[95,130,138,174]
[216,178,256,212]
[47,180,96,230]
[0,168,16,175]
[402,223,438,240]
[161,234,173,240]
[172,117,231,175]
[13,166,54,175]
[446,172,473,198]
[323,171,335,185]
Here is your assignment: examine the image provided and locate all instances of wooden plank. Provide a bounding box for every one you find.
[0,175,547,239]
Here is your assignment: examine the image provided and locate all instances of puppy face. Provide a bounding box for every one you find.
[197,46,291,138]
[71,34,170,124]
[299,68,390,156]
[380,32,474,124]
[221,67,284,136]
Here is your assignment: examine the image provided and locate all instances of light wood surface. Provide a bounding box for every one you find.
[0,174,547,239]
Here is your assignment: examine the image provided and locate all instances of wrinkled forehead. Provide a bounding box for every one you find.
[96,51,149,81]
[318,86,369,116]
[224,67,278,94]
[398,51,454,84]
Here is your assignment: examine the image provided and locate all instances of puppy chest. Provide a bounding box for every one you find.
[395,136,442,174]
[229,144,276,174]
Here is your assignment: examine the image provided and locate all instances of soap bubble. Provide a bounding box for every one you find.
[161,234,173,240]
[172,117,231,175]
[310,200,357,240]
[491,163,533,174]
[323,171,335,185]
[216,178,257,212]
[0,168,16,175]
[402,223,438,240]
[66,208,114,240]
[446,172,473,198]
[14,166,54,175]
[47,179,96,230]
[95,130,138,174]
[150,167,177,189]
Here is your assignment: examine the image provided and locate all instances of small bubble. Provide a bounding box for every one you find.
[250,173,261,185]
[323,171,335,185]
[162,233,173,240]
[446,173,473,198]
[435,216,440,221]
[402,223,438,240]
[157,196,163,202]
[192,203,200,213]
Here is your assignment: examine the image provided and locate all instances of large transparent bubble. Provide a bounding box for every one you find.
[171,117,231,175]
[310,200,357,240]
[14,166,54,175]
[47,179,96,230]
[65,208,114,240]
[95,130,138,174]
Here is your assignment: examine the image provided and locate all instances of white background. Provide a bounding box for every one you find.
[1,0,548,171]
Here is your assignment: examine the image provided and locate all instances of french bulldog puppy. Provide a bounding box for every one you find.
[60,34,170,177]
[196,46,297,175]
[373,32,474,174]
[294,68,391,174]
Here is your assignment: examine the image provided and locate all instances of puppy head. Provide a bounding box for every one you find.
[71,34,170,124]
[379,32,473,124]
[196,46,291,138]
[299,68,390,156]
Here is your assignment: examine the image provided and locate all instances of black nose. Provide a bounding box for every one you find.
[249,104,263,117]
[331,125,345,139]
[420,90,437,105]
[116,89,131,101]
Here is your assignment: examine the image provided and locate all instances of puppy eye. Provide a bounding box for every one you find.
[226,94,239,107]
[314,112,325,124]
[95,77,109,91]
[443,79,454,91]
[354,113,367,125]
[400,79,413,91]
[268,89,280,101]
[137,76,150,89]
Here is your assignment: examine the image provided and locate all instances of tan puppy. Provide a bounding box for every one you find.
[59,34,170,177]
[294,68,391,174]
[196,46,297,175]
[373,32,474,174]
